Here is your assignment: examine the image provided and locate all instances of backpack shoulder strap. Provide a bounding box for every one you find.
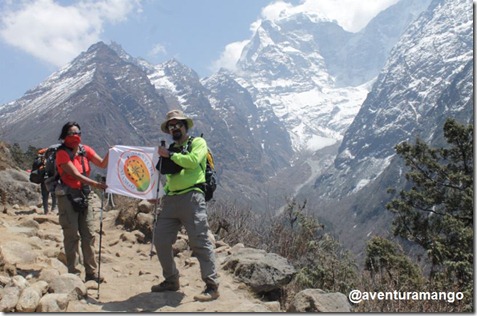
[57,144,87,176]
[57,145,74,161]
[77,144,86,156]
[58,144,86,160]
[186,136,195,152]
[187,136,208,172]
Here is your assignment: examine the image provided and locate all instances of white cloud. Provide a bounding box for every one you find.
[260,0,295,21]
[209,40,249,73]
[295,0,400,32]
[261,0,400,32]
[0,0,140,67]
[149,43,167,57]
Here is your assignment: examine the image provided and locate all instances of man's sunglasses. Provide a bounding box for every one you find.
[167,122,184,131]
[67,131,82,136]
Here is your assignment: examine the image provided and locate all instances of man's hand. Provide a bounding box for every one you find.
[158,146,170,158]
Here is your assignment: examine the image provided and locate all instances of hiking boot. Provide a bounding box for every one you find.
[193,285,220,302]
[68,268,81,276]
[151,279,180,292]
[85,273,105,283]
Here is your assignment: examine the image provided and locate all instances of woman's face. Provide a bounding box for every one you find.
[63,125,82,147]
[66,126,81,137]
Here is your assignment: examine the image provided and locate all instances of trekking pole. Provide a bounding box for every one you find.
[150,140,165,260]
[97,177,106,299]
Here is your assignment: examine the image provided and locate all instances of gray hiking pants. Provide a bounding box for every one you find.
[154,190,219,287]
[57,194,97,275]
[41,181,56,214]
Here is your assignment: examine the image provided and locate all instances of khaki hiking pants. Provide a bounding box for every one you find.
[57,194,97,275]
[154,190,219,287]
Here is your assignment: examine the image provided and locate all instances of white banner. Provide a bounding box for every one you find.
[106,145,164,200]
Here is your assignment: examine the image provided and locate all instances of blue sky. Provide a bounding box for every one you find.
[0,0,399,105]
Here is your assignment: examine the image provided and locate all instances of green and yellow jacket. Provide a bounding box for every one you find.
[164,136,207,195]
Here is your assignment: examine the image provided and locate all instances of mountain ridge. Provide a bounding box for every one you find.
[298,0,473,256]
[0,0,470,258]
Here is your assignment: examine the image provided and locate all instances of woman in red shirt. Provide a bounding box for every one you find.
[55,121,108,283]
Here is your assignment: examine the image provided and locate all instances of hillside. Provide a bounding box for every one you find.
[0,145,351,312]
[0,0,471,260]
[295,0,473,256]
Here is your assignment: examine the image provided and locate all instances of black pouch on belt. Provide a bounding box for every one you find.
[67,186,91,213]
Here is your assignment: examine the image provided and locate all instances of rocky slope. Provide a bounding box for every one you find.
[0,0,468,259]
[0,158,351,312]
[298,0,473,256]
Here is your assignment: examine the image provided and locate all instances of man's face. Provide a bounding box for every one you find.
[167,120,185,141]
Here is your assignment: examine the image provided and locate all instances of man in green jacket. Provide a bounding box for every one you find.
[152,109,219,302]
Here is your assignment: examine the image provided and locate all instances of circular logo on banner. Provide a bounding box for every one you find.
[117,149,155,195]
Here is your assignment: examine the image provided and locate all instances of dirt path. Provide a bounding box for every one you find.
[2,206,279,312]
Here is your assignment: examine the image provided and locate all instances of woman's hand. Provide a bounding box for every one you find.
[93,181,108,190]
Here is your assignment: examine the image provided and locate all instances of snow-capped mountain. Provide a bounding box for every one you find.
[330,0,433,86]
[136,56,294,201]
[235,14,368,152]
[0,0,470,257]
[232,0,431,153]
[331,0,473,198]
[0,40,294,205]
[299,0,473,255]
[0,42,171,149]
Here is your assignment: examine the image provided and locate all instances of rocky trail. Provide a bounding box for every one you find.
[0,194,283,312]
[0,164,351,313]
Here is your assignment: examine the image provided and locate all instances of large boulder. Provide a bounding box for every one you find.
[0,169,39,206]
[12,219,40,237]
[38,268,61,284]
[116,207,137,229]
[11,275,29,290]
[30,280,49,296]
[44,258,68,274]
[36,293,72,312]
[0,286,21,312]
[0,240,39,266]
[48,274,86,297]
[287,289,351,312]
[16,286,42,312]
[222,247,296,293]
[137,200,154,214]
[135,213,153,241]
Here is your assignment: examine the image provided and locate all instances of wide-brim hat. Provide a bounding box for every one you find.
[160,109,194,133]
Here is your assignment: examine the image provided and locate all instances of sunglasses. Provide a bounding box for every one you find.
[67,131,82,136]
[167,122,184,131]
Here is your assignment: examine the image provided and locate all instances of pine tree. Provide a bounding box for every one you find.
[365,236,424,291]
[387,118,473,308]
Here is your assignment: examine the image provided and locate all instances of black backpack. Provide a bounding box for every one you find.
[29,150,47,184]
[198,137,217,202]
[44,144,85,192]
[158,136,217,201]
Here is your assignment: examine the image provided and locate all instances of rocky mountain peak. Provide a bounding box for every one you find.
[0,0,470,258]
[161,59,199,80]
[299,0,472,256]
[336,0,472,176]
